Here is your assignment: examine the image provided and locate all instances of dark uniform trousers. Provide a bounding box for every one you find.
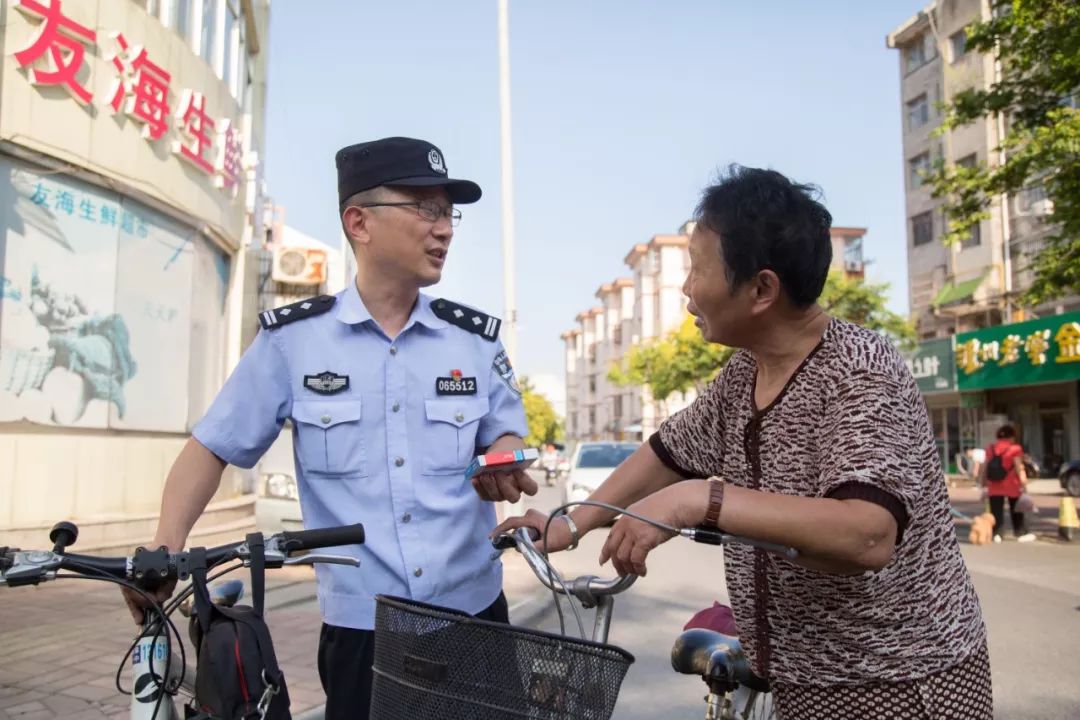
[318,592,510,720]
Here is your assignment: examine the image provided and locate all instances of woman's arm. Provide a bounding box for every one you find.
[600,478,898,577]
[1014,454,1028,488]
[490,443,685,552]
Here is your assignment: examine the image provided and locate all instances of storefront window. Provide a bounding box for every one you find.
[0,158,230,432]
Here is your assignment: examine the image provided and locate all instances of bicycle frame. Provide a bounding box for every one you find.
[129,618,193,720]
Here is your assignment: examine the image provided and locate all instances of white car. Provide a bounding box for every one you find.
[561,442,639,508]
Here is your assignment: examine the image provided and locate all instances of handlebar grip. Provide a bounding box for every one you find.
[491,535,516,551]
[280,524,365,553]
[491,526,542,551]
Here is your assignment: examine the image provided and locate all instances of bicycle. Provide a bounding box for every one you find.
[501,518,781,720]
[1,520,366,719]
[366,500,791,719]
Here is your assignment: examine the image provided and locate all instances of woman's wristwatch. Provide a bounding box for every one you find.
[704,476,725,528]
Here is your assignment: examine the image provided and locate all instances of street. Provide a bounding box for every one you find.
[3,475,1079,719]
[518,480,1080,720]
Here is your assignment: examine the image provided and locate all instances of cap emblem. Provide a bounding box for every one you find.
[428,149,447,174]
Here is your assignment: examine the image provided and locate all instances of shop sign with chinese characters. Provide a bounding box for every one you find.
[904,338,956,394]
[10,0,249,197]
[955,312,1080,391]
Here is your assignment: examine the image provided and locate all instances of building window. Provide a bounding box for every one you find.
[613,325,622,346]
[223,2,238,91]
[909,152,931,189]
[843,236,864,274]
[906,94,930,131]
[201,0,217,65]
[950,29,967,62]
[588,408,596,431]
[961,221,981,249]
[589,376,596,394]
[912,211,934,246]
[904,32,936,73]
[169,0,192,42]
[956,153,977,170]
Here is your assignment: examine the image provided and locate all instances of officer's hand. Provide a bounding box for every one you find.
[490,508,575,554]
[472,467,538,503]
[121,577,178,625]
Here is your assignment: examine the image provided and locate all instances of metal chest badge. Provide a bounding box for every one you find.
[304,371,349,395]
[493,350,521,397]
[436,368,477,396]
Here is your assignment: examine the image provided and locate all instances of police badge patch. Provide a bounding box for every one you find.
[493,350,521,397]
[304,371,349,395]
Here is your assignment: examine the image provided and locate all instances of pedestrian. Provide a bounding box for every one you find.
[980,424,1035,543]
[492,166,992,719]
[122,137,534,720]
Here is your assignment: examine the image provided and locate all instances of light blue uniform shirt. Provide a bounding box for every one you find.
[193,282,527,629]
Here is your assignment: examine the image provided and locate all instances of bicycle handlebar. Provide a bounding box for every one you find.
[0,522,366,588]
[492,527,637,602]
[280,523,365,552]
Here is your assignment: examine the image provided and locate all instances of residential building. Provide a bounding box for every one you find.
[0,0,272,550]
[887,0,1078,338]
[562,222,871,445]
[888,0,1079,474]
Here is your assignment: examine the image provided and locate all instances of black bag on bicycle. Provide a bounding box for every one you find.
[186,535,291,720]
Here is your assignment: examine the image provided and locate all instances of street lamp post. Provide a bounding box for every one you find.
[497,0,523,518]
[497,0,517,363]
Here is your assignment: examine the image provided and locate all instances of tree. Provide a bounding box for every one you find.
[609,272,913,400]
[519,377,563,448]
[608,315,733,403]
[926,0,1080,304]
[818,272,916,348]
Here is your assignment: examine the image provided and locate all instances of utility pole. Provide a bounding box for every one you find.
[497,0,517,362]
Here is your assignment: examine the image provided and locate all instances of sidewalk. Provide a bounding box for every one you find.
[948,479,1071,542]
[0,556,549,719]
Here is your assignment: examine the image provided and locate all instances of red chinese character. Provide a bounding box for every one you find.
[13,0,96,105]
[215,119,244,194]
[172,90,215,174]
[107,33,172,141]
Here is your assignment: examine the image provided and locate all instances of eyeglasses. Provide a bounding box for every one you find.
[358,200,462,227]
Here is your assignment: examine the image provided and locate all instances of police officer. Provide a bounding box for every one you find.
[122,137,538,718]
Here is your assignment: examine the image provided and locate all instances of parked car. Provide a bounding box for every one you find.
[1060,460,1080,497]
[561,442,639,508]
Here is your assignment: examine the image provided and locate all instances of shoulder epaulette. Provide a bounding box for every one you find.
[259,295,336,330]
[430,298,501,342]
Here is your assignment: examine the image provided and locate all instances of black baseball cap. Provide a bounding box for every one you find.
[335,137,482,206]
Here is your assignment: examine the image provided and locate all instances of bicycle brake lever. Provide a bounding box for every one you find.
[282,553,359,567]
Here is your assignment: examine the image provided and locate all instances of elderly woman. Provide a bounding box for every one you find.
[487,167,991,719]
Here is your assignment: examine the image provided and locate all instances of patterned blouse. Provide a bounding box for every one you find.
[652,318,987,686]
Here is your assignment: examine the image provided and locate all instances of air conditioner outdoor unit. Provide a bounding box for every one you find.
[272,246,327,285]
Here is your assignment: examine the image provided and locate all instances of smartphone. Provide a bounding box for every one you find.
[465,447,539,480]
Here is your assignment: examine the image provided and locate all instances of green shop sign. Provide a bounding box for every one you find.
[905,338,956,394]
[955,311,1080,391]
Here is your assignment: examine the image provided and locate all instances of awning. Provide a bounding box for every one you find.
[933,274,986,308]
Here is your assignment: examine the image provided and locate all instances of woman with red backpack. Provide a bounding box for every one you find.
[980,424,1035,543]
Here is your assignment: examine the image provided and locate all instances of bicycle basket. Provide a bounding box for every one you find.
[370,595,634,720]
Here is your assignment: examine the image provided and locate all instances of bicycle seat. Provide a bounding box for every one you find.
[670,628,769,693]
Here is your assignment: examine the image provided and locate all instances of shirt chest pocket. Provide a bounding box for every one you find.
[292,400,367,477]
[423,397,489,474]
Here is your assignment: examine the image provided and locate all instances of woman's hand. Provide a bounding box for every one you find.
[490,508,576,554]
[599,479,710,577]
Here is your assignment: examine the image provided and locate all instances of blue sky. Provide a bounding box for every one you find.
[264,0,921,382]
